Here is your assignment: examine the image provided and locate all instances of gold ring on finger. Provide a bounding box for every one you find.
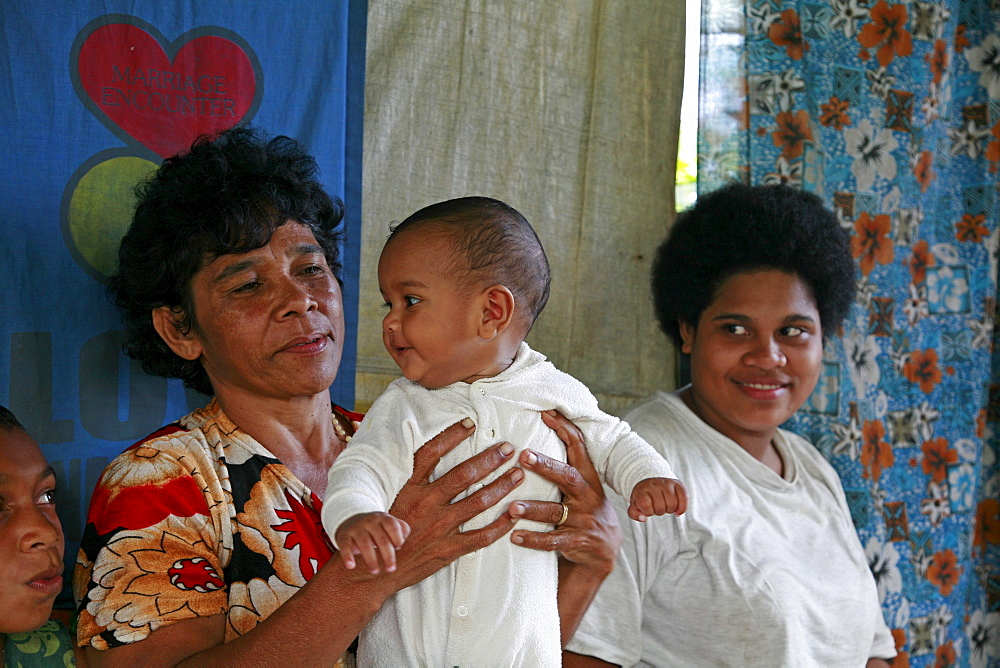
[555,502,569,526]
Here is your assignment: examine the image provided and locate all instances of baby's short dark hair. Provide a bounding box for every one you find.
[390,197,551,331]
[651,184,856,347]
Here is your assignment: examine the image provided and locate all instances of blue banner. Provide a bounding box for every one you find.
[0,1,366,604]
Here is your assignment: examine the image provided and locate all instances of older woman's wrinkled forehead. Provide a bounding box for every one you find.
[191,203,290,268]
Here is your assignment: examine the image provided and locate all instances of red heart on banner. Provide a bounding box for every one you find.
[76,22,259,158]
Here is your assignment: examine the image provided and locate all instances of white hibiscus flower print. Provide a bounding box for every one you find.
[832,415,863,458]
[865,537,903,602]
[903,282,929,325]
[749,74,778,115]
[774,69,806,111]
[948,118,991,158]
[747,2,779,35]
[913,401,941,441]
[967,609,1000,668]
[867,67,897,99]
[844,119,899,190]
[855,275,877,308]
[762,156,803,185]
[926,265,970,312]
[922,75,952,123]
[830,0,869,38]
[920,480,951,526]
[930,603,954,646]
[965,32,1000,99]
[846,332,882,393]
[970,315,992,349]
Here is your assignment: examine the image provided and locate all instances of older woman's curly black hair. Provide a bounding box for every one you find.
[107,124,345,396]
[651,184,855,347]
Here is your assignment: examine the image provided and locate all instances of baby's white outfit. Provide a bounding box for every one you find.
[322,342,675,667]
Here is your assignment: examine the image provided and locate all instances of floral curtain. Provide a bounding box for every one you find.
[698,0,1000,664]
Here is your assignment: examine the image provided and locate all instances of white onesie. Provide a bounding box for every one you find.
[322,342,675,667]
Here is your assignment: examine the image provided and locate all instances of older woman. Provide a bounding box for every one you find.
[1,405,85,666]
[565,184,896,666]
[73,125,619,666]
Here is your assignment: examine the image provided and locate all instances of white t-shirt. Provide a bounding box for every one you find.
[322,343,676,667]
[567,390,896,667]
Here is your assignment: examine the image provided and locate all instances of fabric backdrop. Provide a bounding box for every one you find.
[0,1,366,605]
[699,0,1000,664]
[358,0,686,416]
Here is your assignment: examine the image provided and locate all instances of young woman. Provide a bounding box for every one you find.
[566,184,896,666]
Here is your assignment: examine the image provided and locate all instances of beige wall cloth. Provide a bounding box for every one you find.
[357,0,686,416]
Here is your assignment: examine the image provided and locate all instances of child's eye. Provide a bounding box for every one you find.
[404,296,421,307]
[723,323,749,335]
[36,489,56,505]
[381,301,392,310]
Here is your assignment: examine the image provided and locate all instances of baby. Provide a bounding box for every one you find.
[322,197,686,666]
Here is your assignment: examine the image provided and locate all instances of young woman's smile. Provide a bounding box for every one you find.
[680,269,823,456]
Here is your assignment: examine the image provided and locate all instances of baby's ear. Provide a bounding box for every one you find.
[478,285,515,339]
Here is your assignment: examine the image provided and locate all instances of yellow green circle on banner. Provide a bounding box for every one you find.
[66,155,158,279]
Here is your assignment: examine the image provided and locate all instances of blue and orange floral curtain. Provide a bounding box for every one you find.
[698,0,999,664]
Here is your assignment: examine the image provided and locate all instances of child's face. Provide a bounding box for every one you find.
[378,228,498,389]
[0,428,64,634]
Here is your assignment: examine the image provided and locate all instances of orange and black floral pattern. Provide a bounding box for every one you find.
[74,400,360,651]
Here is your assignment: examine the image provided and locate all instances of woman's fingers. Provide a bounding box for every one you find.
[540,410,602,491]
[511,524,569,552]
[410,418,477,482]
[383,425,523,590]
[448,510,518,554]
[452,465,524,517]
[518,447,593,502]
[395,441,519,529]
[509,499,566,526]
[433,442,517,500]
[511,412,622,575]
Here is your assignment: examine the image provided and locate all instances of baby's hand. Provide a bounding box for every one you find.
[335,511,411,574]
[628,477,688,522]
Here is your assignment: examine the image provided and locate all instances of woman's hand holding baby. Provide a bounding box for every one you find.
[335,512,411,574]
[628,477,688,522]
